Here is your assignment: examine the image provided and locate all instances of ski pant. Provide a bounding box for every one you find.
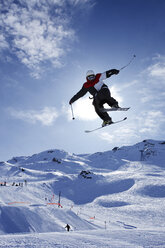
[92,87,118,121]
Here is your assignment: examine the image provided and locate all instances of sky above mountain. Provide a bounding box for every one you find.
[0,0,165,161]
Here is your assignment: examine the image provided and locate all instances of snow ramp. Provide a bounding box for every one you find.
[0,206,96,234]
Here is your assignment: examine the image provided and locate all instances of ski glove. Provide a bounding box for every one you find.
[69,99,74,105]
[112,69,119,75]
[106,69,119,78]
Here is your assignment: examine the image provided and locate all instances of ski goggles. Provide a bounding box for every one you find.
[87,75,95,80]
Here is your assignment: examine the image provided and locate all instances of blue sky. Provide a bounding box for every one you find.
[0,0,165,161]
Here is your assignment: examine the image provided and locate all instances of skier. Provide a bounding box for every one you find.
[65,224,71,232]
[69,68,120,127]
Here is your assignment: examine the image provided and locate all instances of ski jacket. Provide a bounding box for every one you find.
[69,69,119,104]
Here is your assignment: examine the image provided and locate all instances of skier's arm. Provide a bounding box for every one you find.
[99,69,119,81]
[69,86,88,104]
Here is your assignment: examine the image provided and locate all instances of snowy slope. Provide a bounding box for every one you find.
[0,139,165,247]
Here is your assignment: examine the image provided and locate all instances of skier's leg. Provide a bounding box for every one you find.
[93,97,112,121]
[107,96,119,107]
[100,88,119,107]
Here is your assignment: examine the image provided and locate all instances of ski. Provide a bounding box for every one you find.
[85,117,127,133]
[101,107,130,112]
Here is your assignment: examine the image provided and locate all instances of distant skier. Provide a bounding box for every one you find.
[65,224,71,232]
[69,68,120,127]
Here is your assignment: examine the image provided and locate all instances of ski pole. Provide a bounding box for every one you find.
[119,54,136,71]
[70,104,75,120]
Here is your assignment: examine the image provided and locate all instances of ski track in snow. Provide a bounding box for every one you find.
[0,139,165,247]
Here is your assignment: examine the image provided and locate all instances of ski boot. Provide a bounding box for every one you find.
[102,119,113,127]
[111,103,120,109]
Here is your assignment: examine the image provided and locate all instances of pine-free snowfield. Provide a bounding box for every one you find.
[0,229,165,247]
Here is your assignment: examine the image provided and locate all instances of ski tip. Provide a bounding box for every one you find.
[124,117,127,120]
[85,130,90,133]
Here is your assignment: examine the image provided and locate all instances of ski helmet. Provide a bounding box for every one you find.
[86,70,95,78]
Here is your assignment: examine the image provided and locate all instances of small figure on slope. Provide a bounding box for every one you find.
[69,68,120,127]
[65,224,71,232]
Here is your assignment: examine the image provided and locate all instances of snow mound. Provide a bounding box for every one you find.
[51,177,135,204]
[138,185,165,198]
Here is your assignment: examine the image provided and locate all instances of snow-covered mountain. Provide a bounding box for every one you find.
[0,139,165,247]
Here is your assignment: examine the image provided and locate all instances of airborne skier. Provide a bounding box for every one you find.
[69,68,120,127]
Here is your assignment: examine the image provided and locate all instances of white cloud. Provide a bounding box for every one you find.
[0,0,94,78]
[135,54,165,105]
[8,107,58,126]
[99,126,139,145]
[144,54,165,81]
[97,109,165,146]
[147,63,165,79]
[137,88,158,104]
[0,34,9,50]
[117,80,138,91]
[98,132,114,142]
[137,110,165,134]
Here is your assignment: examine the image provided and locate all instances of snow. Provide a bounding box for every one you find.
[0,139,165,247]
[0,230,165,248]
